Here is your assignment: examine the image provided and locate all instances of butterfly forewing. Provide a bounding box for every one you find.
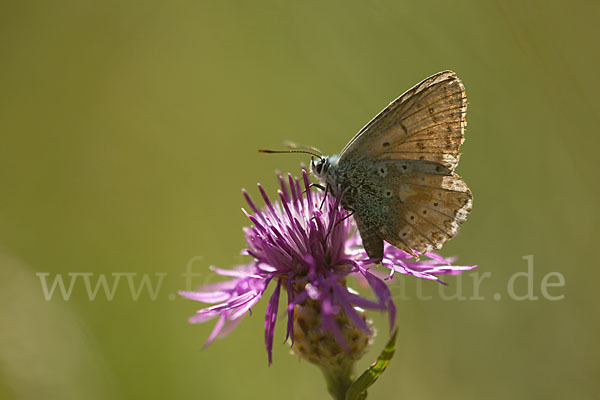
[339,70,467,171]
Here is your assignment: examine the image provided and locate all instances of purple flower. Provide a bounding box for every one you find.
[180,170,477,364]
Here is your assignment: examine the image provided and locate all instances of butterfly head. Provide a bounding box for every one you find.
[257,146,338,185]
[310,154,339,181]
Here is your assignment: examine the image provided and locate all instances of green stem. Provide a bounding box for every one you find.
[321,363,354,400]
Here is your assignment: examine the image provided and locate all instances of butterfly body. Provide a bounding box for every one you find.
[310,71,473,259]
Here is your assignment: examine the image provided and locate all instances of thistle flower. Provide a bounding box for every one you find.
[180,169,477,368]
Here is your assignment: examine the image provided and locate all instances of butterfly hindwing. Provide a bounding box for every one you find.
[354,213,384,260]
[341,159,472,256]
[381,170,472,254]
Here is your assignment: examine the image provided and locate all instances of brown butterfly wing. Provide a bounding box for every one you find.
[354,213,384,259]
[339,70,467,172]
[344,160,472,257]
[336,71,471,256]
[380,163,472,254]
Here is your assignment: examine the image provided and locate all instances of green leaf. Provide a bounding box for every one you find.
[345,329,398,400]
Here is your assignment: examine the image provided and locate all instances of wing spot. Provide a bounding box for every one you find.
[422,210,427,215]
[382,142,390,148]
[433,202,439,207]
[419,156,425,160]
[401,165,408,170]
[428,107,434,114]
[384,189,393,198]
[410,215,415,220]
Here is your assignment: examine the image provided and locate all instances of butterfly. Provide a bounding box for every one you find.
[262,70,472,259]
[308,70,472,259]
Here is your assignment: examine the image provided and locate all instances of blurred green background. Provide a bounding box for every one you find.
[1,1,598,399]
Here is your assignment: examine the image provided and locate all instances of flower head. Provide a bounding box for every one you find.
[180,170,476,364]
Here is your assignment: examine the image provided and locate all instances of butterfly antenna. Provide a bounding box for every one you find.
[258,149,323,160]
[283,141,323,157]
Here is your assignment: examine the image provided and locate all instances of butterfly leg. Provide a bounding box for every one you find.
[302,183,325,196]
[301,182,329,210]
[327,208,355,239]
[319,184,329,210]
[309,183,326,191]
[325,185,352,232]
[324,207,354,244]
[335,208,354,226]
